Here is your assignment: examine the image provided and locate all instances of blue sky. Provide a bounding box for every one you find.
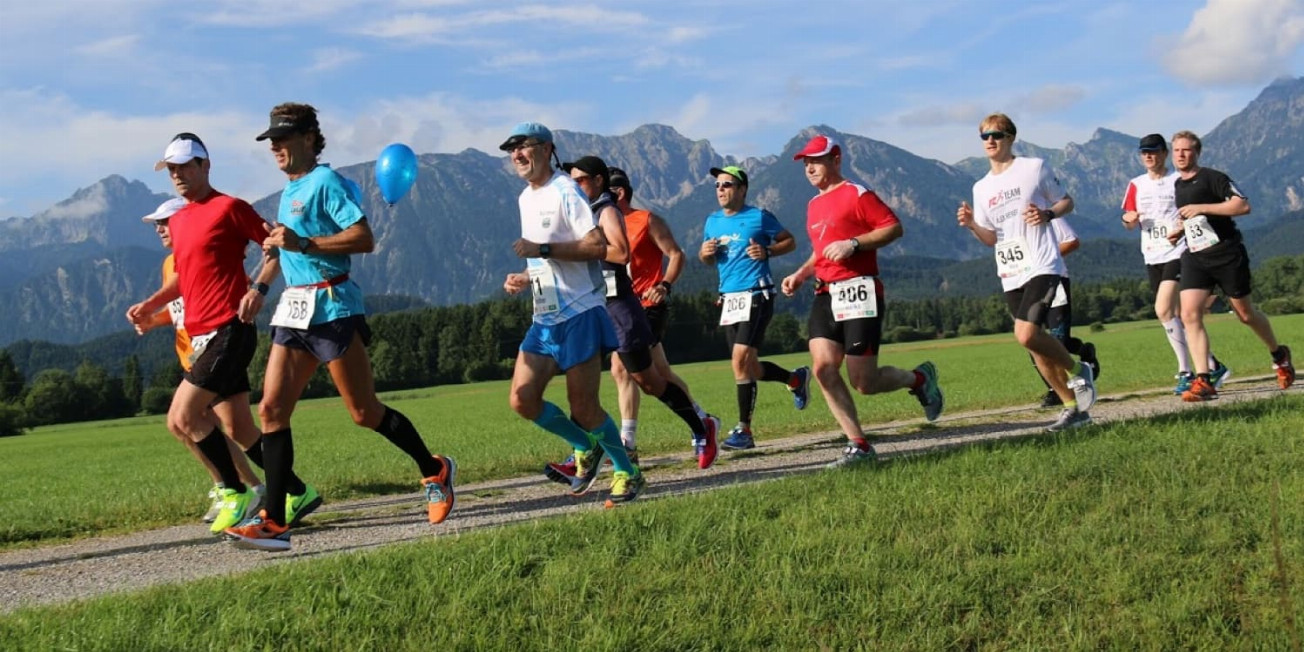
[2,0,1302,217]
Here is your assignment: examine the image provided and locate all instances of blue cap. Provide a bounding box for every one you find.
[499,122,553,151]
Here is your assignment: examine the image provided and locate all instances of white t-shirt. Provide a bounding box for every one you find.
[971,157,1069,292]
[1121,170,1185,265]
[1050,218,1078,280]
[518,172,604,325]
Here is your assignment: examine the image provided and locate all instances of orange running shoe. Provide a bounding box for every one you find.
[1273,345,1295,390]
[1181,376,1218,402]
[224,510,291,551]
[423,455,457,525]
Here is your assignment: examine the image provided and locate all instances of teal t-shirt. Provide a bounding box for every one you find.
[702,205,785,293]
[275,164,367,326]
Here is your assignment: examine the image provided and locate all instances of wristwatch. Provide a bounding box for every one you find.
[298,237,312,253]
[657,281,673,294]
[538,243,552,259]
[250,282,269,296]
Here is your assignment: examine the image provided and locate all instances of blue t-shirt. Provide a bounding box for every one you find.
[702,205,785,293]
[276,164,367,325]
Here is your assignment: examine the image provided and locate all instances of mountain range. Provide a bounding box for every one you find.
[3,77,1304,347]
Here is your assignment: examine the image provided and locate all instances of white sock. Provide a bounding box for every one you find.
[1164,317,1191,374]
[620,419,638,450]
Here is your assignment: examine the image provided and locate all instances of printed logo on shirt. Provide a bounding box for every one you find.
[291,200,305,217]
[539,208,558,228]
[988,187,1022,209]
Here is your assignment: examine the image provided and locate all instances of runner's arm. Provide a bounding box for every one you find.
[767,229,797,257]
[512,227,607,262]
[596,205,630,265]
[647,214,684,285]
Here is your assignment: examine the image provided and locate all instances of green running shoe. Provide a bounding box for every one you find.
[209,486,259,534]
[604,470,646,508]
[286,484,323,527]
[910,361,944,422]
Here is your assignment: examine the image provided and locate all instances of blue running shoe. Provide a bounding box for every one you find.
[790,366,811,410]
[1209,362,1232,389]
[909,361,944,421]
[721,424,755,450]
[1173,372,1195,395]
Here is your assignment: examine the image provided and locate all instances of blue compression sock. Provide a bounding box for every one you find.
[532,401,593,451]
[592,415,635,474]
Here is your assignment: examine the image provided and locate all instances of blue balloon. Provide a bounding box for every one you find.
[375,143,418,205]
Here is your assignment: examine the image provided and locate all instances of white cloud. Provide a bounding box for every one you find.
[198,0,366,27]
[41,185,108,220]
[666,26,710,43]
[305,47,363,73]
[1163,0,1304,85]
[73,35,140,58]
[356,5,650,43]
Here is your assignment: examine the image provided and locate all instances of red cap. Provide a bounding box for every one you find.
[793,134,840,160]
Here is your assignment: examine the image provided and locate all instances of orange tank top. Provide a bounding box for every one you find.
[162,254,195,371]
[624,210,665,307]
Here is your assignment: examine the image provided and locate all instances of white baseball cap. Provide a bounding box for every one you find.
[154,137,209,171]
[141,197,188,223]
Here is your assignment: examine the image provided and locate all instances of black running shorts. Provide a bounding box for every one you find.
[1179,242,1252,299]
[185,318,257,399]
[807,292,883,357]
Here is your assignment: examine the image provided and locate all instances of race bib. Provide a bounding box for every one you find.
[167,298,185,327]
[719,291,753,326]
[188,330,217,367]
[270,286,316,329]
[994,238,1032,279]
[829,276,878,322]
[1141,220,1174,255]
[1184,215,1220,252]
[602,270,618,298]
[527,259,560,315]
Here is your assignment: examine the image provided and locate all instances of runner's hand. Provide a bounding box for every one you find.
[745,238,768,261]
[237,290,264,323]
[700,238,718,259]
[822,239,854,262]
[263,225,304,253]
[956,201,974,228]
[1166,224,1185,245]
[1023,204,1051,225]
[504,272,529,294]
[641,286,667,305]
[512,239,540,258]
[780,273,804,297]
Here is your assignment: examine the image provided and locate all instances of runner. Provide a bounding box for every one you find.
[956,114,1097,432]
[1120,133,1230,395]
[779,134,943,466]
[497,123,644,508]
[223,103,456,551]
[1031,217,1100,408]
[557,156,719,473]
[125,133,282,534]
[134,197,264,522]
[1166,130,1294,401]
[608,166,716,463]
[701,165,810,450]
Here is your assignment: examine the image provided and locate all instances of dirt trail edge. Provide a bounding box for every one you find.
[1,378,1294,614]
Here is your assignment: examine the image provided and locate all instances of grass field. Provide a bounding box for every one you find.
[1,312,1299,547]
[2,393,1302,649]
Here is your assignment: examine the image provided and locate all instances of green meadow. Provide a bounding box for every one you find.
[2,313,1299,548]
[3,393,1302,649]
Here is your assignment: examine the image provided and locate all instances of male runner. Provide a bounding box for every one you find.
[701,165,809,450]
[780,134,943,466]
[956,114,1097,432]
[1166,130,1294,401]
[498,123,643,507]
[224,103,456,551]
[607,166,715,462]
[126,133,282,534]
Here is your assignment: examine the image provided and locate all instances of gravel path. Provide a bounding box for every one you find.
[1,376,1294,614]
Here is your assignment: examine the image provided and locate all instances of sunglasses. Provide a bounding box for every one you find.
[980,131,1008,141]
[715,181,738,189]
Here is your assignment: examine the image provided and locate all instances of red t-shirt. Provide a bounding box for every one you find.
[806,182,899,287]
[624,209,666,306]
[168,191,270,335]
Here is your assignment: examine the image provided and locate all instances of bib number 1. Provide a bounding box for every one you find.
[528,260,561,315]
